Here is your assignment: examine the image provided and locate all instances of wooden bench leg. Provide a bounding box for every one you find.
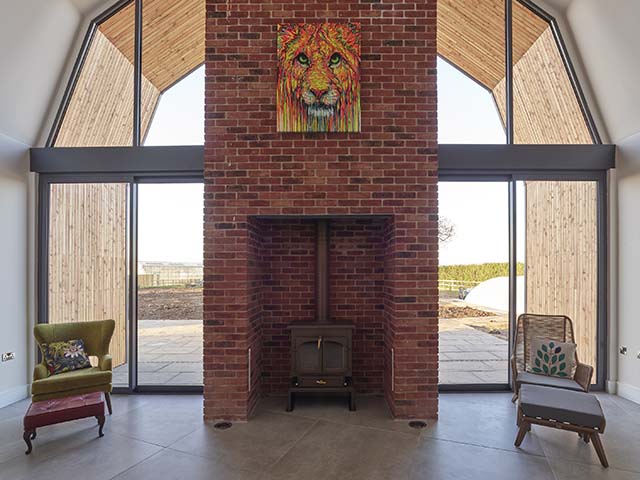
[590,433,609,468]
[514,421,529,447]
[104,392,113,415]
[23,429,36,455]
[96,415,106,437]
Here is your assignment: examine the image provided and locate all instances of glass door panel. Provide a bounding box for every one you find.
[137,183,203,386]
[439,181,510,386]
[516,180,598,382]
[48,183,130,387]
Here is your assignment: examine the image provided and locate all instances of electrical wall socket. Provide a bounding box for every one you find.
[1,352,15,362]
[619,346,627,355]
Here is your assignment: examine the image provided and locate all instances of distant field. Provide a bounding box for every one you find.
[439,262,524,283]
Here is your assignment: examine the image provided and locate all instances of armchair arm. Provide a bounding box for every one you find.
[33,363,49,381]
[98,354,112,372]
[574,362,594,392]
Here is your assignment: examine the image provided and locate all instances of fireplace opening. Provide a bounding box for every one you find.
[254,216,391,412]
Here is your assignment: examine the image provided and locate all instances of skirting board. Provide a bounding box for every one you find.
[0,384,29,409]
[617,381,640,405]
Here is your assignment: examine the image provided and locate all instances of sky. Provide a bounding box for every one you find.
[139,59,517,266]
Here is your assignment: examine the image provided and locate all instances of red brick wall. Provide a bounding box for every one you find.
[204,0,438,421]
[260,219,316,395]
[329,219,386,393]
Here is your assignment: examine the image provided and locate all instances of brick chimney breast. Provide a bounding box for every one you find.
[204,0,438,422]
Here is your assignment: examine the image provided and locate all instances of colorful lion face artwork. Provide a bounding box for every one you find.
[277,22,361,133]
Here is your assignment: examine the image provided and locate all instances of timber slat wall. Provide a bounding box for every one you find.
[494,27,593,144]
[438,0,547,89]
[99,0,205,91]
[55,0,204,147]
[55,30,159,147]
[525,181,598,378]
[48,184,128,367]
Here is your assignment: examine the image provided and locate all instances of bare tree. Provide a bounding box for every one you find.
[438,216,455,245]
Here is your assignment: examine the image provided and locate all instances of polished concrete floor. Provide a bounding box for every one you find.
[1,392,638,479]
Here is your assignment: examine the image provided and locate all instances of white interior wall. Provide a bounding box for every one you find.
[0,0,81,407]
[0,133,30,407]
[567,0,640,403]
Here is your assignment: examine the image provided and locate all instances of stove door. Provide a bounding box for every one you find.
[322,337,349,375]
[295,337,323,374]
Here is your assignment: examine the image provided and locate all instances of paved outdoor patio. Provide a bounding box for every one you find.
[113,315,507,386]
[439,315,509,385]
[113,320,202,386]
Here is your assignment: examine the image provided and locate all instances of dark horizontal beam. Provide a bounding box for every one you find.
[31,144,615,175]
[30,146,204,174]
[439,144,615,172]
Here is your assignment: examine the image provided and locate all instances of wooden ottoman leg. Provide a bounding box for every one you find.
[23,430,36,455]
[96,415,105,437]
[514,421,529,447]
[590,433,609,468]
[105,392,113,415]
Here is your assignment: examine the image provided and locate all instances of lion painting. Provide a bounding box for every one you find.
[277,23,360,133]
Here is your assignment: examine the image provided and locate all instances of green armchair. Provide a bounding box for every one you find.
[32,319,115,414]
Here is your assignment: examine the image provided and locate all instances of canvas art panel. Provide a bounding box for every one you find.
[277,22,361,133]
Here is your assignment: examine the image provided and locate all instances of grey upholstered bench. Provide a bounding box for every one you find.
[515,384,608,467]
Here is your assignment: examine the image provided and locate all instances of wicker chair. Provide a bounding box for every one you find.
[511,313,593,402]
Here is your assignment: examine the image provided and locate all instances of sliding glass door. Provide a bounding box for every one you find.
[439,175,604,390]
[43,177,203,392]
[46,182,131,388]
[438,181,510,387]
[136,183,203,386]
[515,179,600,384]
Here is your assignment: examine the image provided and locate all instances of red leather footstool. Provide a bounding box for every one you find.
[23,392,106,454]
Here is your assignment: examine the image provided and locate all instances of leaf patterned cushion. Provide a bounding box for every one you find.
[527,337,576,378]
[41,339,92,376]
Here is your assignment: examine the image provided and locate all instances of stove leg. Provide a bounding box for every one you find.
[349,392,356,411]
[286,392,295,412]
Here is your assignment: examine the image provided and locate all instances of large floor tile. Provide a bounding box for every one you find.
[548,457,639,480]
[410,437,555,480]
[422,393,545,456]
[112,448,259,480]
[259,394,422,436]
[169,409,317,473]
[535,419,640,473]
[266,420,420,480]
[0,427,161,480]
[107,395,203,447]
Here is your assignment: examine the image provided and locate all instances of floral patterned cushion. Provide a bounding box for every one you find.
[527,337,577,378]
[41,339,92,376]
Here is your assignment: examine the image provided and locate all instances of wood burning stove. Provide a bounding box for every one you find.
[286,220,356,412]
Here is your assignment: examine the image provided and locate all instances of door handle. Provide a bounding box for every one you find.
[316,379,327,385]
